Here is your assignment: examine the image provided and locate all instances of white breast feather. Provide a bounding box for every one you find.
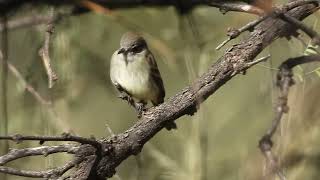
[110,50,157,101]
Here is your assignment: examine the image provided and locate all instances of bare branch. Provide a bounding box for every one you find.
[216,0,319,50]
[280,13,320,45]
[0,144,79,165]
[259,55,320,180]
[0,51,51,105]
[0,15,52,31]
[38,9,58,89]
[0,134,101,149]
[0,157,84,178]
[209,2,264,15]
[246,54,271,66]
[216,15,268,50]
[0,1,318,179]
[90,3,319,179]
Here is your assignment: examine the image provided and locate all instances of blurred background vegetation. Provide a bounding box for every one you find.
[0,0,320,179]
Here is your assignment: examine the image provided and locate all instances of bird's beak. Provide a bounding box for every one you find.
[118,48,126,54]
[118,48,128,65]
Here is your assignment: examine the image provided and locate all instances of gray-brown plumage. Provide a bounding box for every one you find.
[110,32,176,130]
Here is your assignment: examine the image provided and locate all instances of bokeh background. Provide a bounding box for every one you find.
[0,1,320,179]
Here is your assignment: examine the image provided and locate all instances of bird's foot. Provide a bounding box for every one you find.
[118,93,136,106]
[135,102,147,119]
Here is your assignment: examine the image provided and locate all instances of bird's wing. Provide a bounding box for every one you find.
[146,51,165,105]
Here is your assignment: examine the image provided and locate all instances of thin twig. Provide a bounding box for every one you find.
[0,134,101,149]
[210,2,264,15]
[38,9,58,88]
[0,52,51,105]
[246,54,271,66]
[0,157,84,178]
[0,144,79,165]
[216,14,269,50]
[105,123,115,136]
[280,13,320,45]
[0,51,73,133]
[216,0,319,50]
[259,55,320,180]
[0,15,54,31]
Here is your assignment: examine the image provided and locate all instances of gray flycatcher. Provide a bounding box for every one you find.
[110,32,177,130]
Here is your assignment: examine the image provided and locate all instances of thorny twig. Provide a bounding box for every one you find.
[259,55,320,180]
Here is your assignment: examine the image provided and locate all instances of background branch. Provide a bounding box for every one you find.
[280,13,320,45]
[259,55,320,179]
[38,8,58,89]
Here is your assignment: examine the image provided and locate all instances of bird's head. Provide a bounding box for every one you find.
[118,32,147,56]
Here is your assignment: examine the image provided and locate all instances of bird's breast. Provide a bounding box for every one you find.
[110,52,157,101]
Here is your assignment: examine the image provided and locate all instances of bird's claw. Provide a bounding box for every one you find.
[118,93,135,105]
[117,94,127,100]
[135,102,146,118]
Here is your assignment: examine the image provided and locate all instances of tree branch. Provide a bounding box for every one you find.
[216,0,319,49]
[0,0,318,179]
[259,55,320,179]
[0,144,79,165]
[38,8,58,88]
[0,10,71,31]
[0,157,84,178]
[209,1,264,15]
[0,134,101,149]
[280,13,320,45]
[91,2,319,179]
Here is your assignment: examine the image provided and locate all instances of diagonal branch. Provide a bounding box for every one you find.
[216,0,319,50]
[280,13,320,45]
[91,2,319,179]
[0,1,318,179]
[0,51,51,105]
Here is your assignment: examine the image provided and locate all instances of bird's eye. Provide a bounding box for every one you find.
[131,45,142,53]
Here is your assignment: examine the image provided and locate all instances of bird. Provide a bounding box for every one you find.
[110,32,177,130]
